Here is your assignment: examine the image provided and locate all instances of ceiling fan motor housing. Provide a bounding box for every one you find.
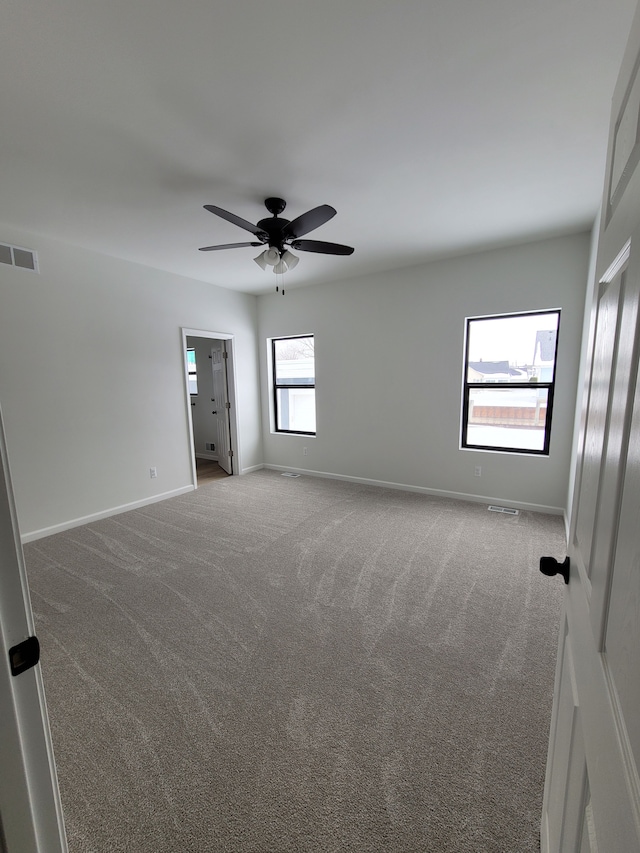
[259,198,290,250]
[257,217,291,251]
[264,197,287,216]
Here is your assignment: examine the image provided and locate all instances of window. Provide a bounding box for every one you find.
[272,335,316,434]
[187,347,198,395]
[461,309,560,455]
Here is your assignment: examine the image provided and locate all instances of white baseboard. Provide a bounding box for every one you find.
[21,485,195,543]
[196,452,218,461]
[540,815,549,853]
[21,464,564,543]
[241,463,264,474]
[263,464,565,516]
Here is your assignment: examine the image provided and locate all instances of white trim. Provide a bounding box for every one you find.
[263,464,564,515]
[541,813,550,853]
[601,237,631,283]
[20,486,194,543]
[0,404,67,852]
[241,463,264,474]
[182,328,237,339]
[196,452,219,461]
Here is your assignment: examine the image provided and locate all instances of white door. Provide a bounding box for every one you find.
[542,6,640,851]
[0,406,68,853]
[211,341,233,475]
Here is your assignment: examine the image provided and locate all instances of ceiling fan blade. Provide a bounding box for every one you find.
[291,239,354,256]
[203,205,268,239]
[199,241,262,251]
[281,205,337,240]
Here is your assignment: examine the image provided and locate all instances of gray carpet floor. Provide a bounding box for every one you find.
[24,470,566,852]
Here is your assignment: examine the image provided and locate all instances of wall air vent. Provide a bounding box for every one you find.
[488,505,519,515]
[0,243,38,272]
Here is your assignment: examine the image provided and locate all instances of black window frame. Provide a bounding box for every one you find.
[272,334,316,436]
[461,309,561,456]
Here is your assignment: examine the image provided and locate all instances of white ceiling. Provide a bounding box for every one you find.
[1,0,637,295]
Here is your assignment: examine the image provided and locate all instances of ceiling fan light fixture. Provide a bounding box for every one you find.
[264,247,281,266]
[253,250,269,269]
[281,249,299,270]
[254,247,282,269]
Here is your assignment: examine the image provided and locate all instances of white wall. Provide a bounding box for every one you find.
[258,232,590,513]
[0,225,589,539]
[0,224,261,538]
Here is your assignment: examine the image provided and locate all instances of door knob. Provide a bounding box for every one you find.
[539,556,570,584]
[212,410,217,415]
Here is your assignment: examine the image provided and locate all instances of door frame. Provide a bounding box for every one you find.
[181,328,241,483]
[0,404,68,852]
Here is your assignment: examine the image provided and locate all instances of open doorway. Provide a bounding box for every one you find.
[182,329,241,487]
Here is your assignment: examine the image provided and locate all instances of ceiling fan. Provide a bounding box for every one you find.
[199,197,354,277]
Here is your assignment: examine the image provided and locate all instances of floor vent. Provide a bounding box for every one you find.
[488,505,519,515]
[281,472,301,478]
[0,242,38,272]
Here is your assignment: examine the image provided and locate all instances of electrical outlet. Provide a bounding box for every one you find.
[150,467,158,479]
[303,447,308,456]
[474,466,482,477]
